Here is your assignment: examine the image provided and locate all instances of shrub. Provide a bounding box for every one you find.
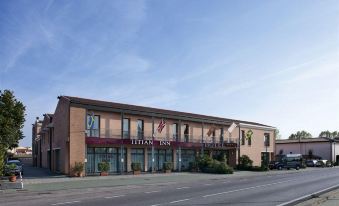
[72,162,84,176]
[98,161,110,172]
[131,162,141,171]
[203,160,233,174]
[238,155,253,170]
[196,155,214,171]
[5,163,17,176]
[163,162,172,171]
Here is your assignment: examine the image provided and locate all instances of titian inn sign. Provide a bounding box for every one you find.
[131,139,171,146]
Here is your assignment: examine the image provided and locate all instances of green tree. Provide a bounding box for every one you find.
[319,130,339,138]
[288,130,312,140]
[0,90,26,175]
[275,129,281,139]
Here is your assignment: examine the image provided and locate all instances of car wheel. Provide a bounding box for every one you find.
[287,168,290,170]
[296,166,300,170]
[278,166,282,170]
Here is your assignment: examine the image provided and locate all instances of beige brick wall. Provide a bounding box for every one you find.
[53,97,70,174]
[239,127,275,166]
[69,106,86,175]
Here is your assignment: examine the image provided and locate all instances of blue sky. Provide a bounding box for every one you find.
[0,0,338,146]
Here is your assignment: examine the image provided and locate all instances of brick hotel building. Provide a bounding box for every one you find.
[32,96,276,175]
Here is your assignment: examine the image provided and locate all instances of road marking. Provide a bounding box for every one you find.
[176,186,190,190]
[276,184,339,206]
[104,195,125,199]
[51,201,80,205]
[203,180,292,198]
[223,181,230,184]
[204,183,212,186]
[169,198,190,204]
[145,190,160,194]
[150,204,162,206]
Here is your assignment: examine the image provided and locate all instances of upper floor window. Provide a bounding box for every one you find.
[264,133,270,146]
[220,128,224,143]
[241,130,245,145]
[184,124,189,142]
[123,118,130,139]
[86,114,99,137]
[137,119,144,139]
[172,123,178,141]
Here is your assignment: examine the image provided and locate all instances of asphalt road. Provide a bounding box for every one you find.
[1,168,339,206]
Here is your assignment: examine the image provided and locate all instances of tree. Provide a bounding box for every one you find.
[0,90,26,175]
[275,129,281,139]
[319,130,339,138]
[288,130,312,140]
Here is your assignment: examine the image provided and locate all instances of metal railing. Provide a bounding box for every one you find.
[85,129,238,144]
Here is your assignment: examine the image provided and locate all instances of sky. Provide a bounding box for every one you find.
[0,0,338,146]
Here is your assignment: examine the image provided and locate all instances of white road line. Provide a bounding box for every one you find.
[204,183,212,186]
[145,191,160,194]
[51,201,80,205]
[150,204,162,206]
[169,198,190,204]
[203,180,292,198]
[176,186,190,190]
[104,195,125,199]
[276,184,339,206]
[222,181,230,184]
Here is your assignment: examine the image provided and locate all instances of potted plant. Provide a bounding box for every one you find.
[6,163,17,182]
[72,162,84,177]
[163,162,172,173]
[98,161,110,176]
[131,162,141,175]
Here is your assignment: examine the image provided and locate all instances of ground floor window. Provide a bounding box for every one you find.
[131,148,145,171]
[86,147,127,174]
[177,149,195,171]
[147,149,173,171]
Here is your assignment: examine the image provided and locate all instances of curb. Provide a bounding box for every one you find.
[276,184,339,206]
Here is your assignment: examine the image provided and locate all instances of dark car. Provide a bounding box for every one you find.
[306,160,317,167]
[269,161,284,170]
[5,160,24,175]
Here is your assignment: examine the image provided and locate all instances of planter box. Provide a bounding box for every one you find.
[133,170,141,175]
[100,172,108,176]
[8,176,17,182]
[164,170,171,173]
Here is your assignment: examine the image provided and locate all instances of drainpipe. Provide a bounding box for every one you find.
[238,124,241,166]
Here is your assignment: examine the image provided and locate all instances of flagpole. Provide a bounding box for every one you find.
[152,117,155,173]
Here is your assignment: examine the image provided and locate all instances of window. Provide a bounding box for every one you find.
[184,124,189,142]
[137,120,144,139]
[212,130,216,143]
[248,134,252,146]
[220,128,224,143]
[264,133,270,146]
[86,114,100,137]
[241,130,245,145]
[172,123,178,141]
[123,118,130,139]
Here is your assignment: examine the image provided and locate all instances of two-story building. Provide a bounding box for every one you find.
[32,96,275,176]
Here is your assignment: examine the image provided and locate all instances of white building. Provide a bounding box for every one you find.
[275,137,339,163]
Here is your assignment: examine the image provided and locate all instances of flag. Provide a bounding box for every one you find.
[227,122,237,133]
[207,126,216,137]
[157,119,166,133]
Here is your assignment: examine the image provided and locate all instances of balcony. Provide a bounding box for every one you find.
[85,129,238,144]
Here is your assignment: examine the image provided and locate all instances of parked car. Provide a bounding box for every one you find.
[5,160,23,175]
[315,160,327,167]
[282,154,304,170]
[269,161,284,170]
[306,160,318,167]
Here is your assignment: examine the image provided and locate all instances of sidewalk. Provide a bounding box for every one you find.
[296,188,339,206]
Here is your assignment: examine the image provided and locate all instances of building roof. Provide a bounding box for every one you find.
[59,95,275,129]
[276,137,339,144]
